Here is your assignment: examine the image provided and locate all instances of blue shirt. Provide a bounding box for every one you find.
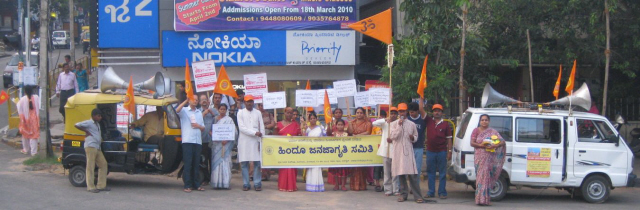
[200,107,217,144]
[178,107,204,145]
[407,114,426,148]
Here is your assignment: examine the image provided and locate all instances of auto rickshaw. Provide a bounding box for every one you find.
[60,91,198,187]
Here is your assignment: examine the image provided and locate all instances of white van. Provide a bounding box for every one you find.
[449,107,636,203]
[52,30,71,49]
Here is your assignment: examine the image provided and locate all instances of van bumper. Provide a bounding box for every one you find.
[628,173,637,187]
[448,166,469,183]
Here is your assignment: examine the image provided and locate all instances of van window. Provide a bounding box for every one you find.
[456,112,472,139]
[8,54,38,66]
[53,32,65,38]
[479,116,512,142]
[576,119,617,143]
[516,118,561,144]
[165,105,181,129]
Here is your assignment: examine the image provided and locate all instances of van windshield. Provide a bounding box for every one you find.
[8,54,38,66]
[53,32,65,38]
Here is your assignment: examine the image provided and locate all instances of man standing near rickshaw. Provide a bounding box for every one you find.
[75,109,110,193]
[176,98,206,193]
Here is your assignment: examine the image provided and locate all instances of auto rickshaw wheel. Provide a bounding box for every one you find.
[69,165,87,187]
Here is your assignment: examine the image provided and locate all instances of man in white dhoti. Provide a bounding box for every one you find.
[237,95,265,191]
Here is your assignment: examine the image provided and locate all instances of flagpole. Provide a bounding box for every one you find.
[387,44,394,157]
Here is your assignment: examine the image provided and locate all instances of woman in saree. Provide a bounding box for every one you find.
[276,107,301,192]
[347,107,372,191]
[470,114,506,206]
[304,111,326,192]
[211,104,236,189]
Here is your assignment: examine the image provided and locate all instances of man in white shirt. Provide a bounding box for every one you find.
[237,95,265,191]
[372,107,400,196]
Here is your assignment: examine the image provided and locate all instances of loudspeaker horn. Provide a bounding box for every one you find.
[163,74,172,96]
[548,83,591,111]
[100,67,128,93]
[481,83,521,108]
[134,72,165,96]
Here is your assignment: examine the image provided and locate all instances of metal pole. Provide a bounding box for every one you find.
[69,0,75,62]
[39,0,53,157]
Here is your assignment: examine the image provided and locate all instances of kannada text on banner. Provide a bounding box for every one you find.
[174,0,356,31]
[261,135,383,168]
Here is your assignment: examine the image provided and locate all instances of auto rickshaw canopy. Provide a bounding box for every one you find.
[64,92,178,137]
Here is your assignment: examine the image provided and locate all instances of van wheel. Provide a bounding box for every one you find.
[581,175,610,203]
[490,175,508,201]
[69,165,86,187]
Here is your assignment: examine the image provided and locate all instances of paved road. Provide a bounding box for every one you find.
[0,47,85,130]
[0,142,638,210]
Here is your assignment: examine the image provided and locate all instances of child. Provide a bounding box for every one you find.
[328,119,350,191]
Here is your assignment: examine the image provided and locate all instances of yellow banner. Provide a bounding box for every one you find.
[261,135,383,168]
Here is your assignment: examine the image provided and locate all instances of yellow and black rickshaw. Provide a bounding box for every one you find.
[61,91,192,187]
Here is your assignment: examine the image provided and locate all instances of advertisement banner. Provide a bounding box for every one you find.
[261,135,383,168]
[162,30,355,67]
[192,60,217,92]
[99,0,159,48]
[243,73,268,103]
[526,147,551,178]
[174,0,356,31]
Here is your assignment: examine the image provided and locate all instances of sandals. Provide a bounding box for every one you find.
[333,185,339,191]
[375,186,383,192]
[397,197,407,202]
[416,199,425,203]
[197,187,205,191]
[341,186,347,191]
[183,188,192,193]
[21,150,28,155]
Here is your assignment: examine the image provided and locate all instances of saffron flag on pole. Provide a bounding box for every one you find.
[306,80,314,112]
[0,90,8,105]
[553,65,562,100]
[417,55,428,98]
[565,60,577,95]
[213,65,238,98]
[185,59,195,101]
[323,90,332,124]
[348,8,393,45]
[123,76,136,117]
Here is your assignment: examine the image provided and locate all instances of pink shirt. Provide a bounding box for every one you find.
[56,71,79,94]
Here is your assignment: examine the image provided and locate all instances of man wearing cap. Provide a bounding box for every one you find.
[373,107,400,196]
[237,95,265,191]
[421,99,453,199]
[390,103,429,203]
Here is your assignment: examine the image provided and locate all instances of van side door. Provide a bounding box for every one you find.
[572,118,628,183]
[511,116,564,184]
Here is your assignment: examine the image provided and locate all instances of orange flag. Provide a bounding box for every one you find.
[348,8,393,45]
[213,65,238,98]
[0,90,8,105]
[123,76,136,115]
[565,60,577,95]
[323,90,332,124]
[305,80,314,112]
[553,65,562,100]
[185,59,195,101]
[416,55,428,98]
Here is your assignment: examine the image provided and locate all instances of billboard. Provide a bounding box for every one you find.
[162,30,355,67]
[99,0,159,48]
[174,0,356,31]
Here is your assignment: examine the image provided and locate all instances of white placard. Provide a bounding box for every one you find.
[22,66,38,86]
[212,124,236,141]
[262,91,286,109]
[191,60,217,92]
[295,90,317,107]
[354,91,371,108]
[244,73,268,103]
[333,79,357,98]
[136,105,156,119]
[315,89,338,106]
[286,31,356,65]
[369,88,390,105]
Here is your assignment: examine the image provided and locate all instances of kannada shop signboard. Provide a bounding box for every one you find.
[174,0,356,31]
[99,0,159,48]
[162,30,355,67]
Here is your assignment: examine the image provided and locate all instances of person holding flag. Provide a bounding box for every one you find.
[176,60,206,193]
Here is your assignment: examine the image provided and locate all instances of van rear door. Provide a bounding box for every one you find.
[511,116,565,184]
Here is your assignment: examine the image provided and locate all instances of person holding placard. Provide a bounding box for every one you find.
[303,111,326,192]
[176,98,206,193]
[276,107,301,192]
[211,104,236,189]
[237,95,265,191]
[347,107,372,191]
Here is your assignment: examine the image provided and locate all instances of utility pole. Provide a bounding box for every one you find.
[458,2,468,116]
[69,0,75,62]
[39,0,53,157]
[602,0,611,116]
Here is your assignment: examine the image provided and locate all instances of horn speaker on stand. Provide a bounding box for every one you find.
[481,83,521,108]
[100,67,128,93]
[548,83,591,111]
[134,72,165,96]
